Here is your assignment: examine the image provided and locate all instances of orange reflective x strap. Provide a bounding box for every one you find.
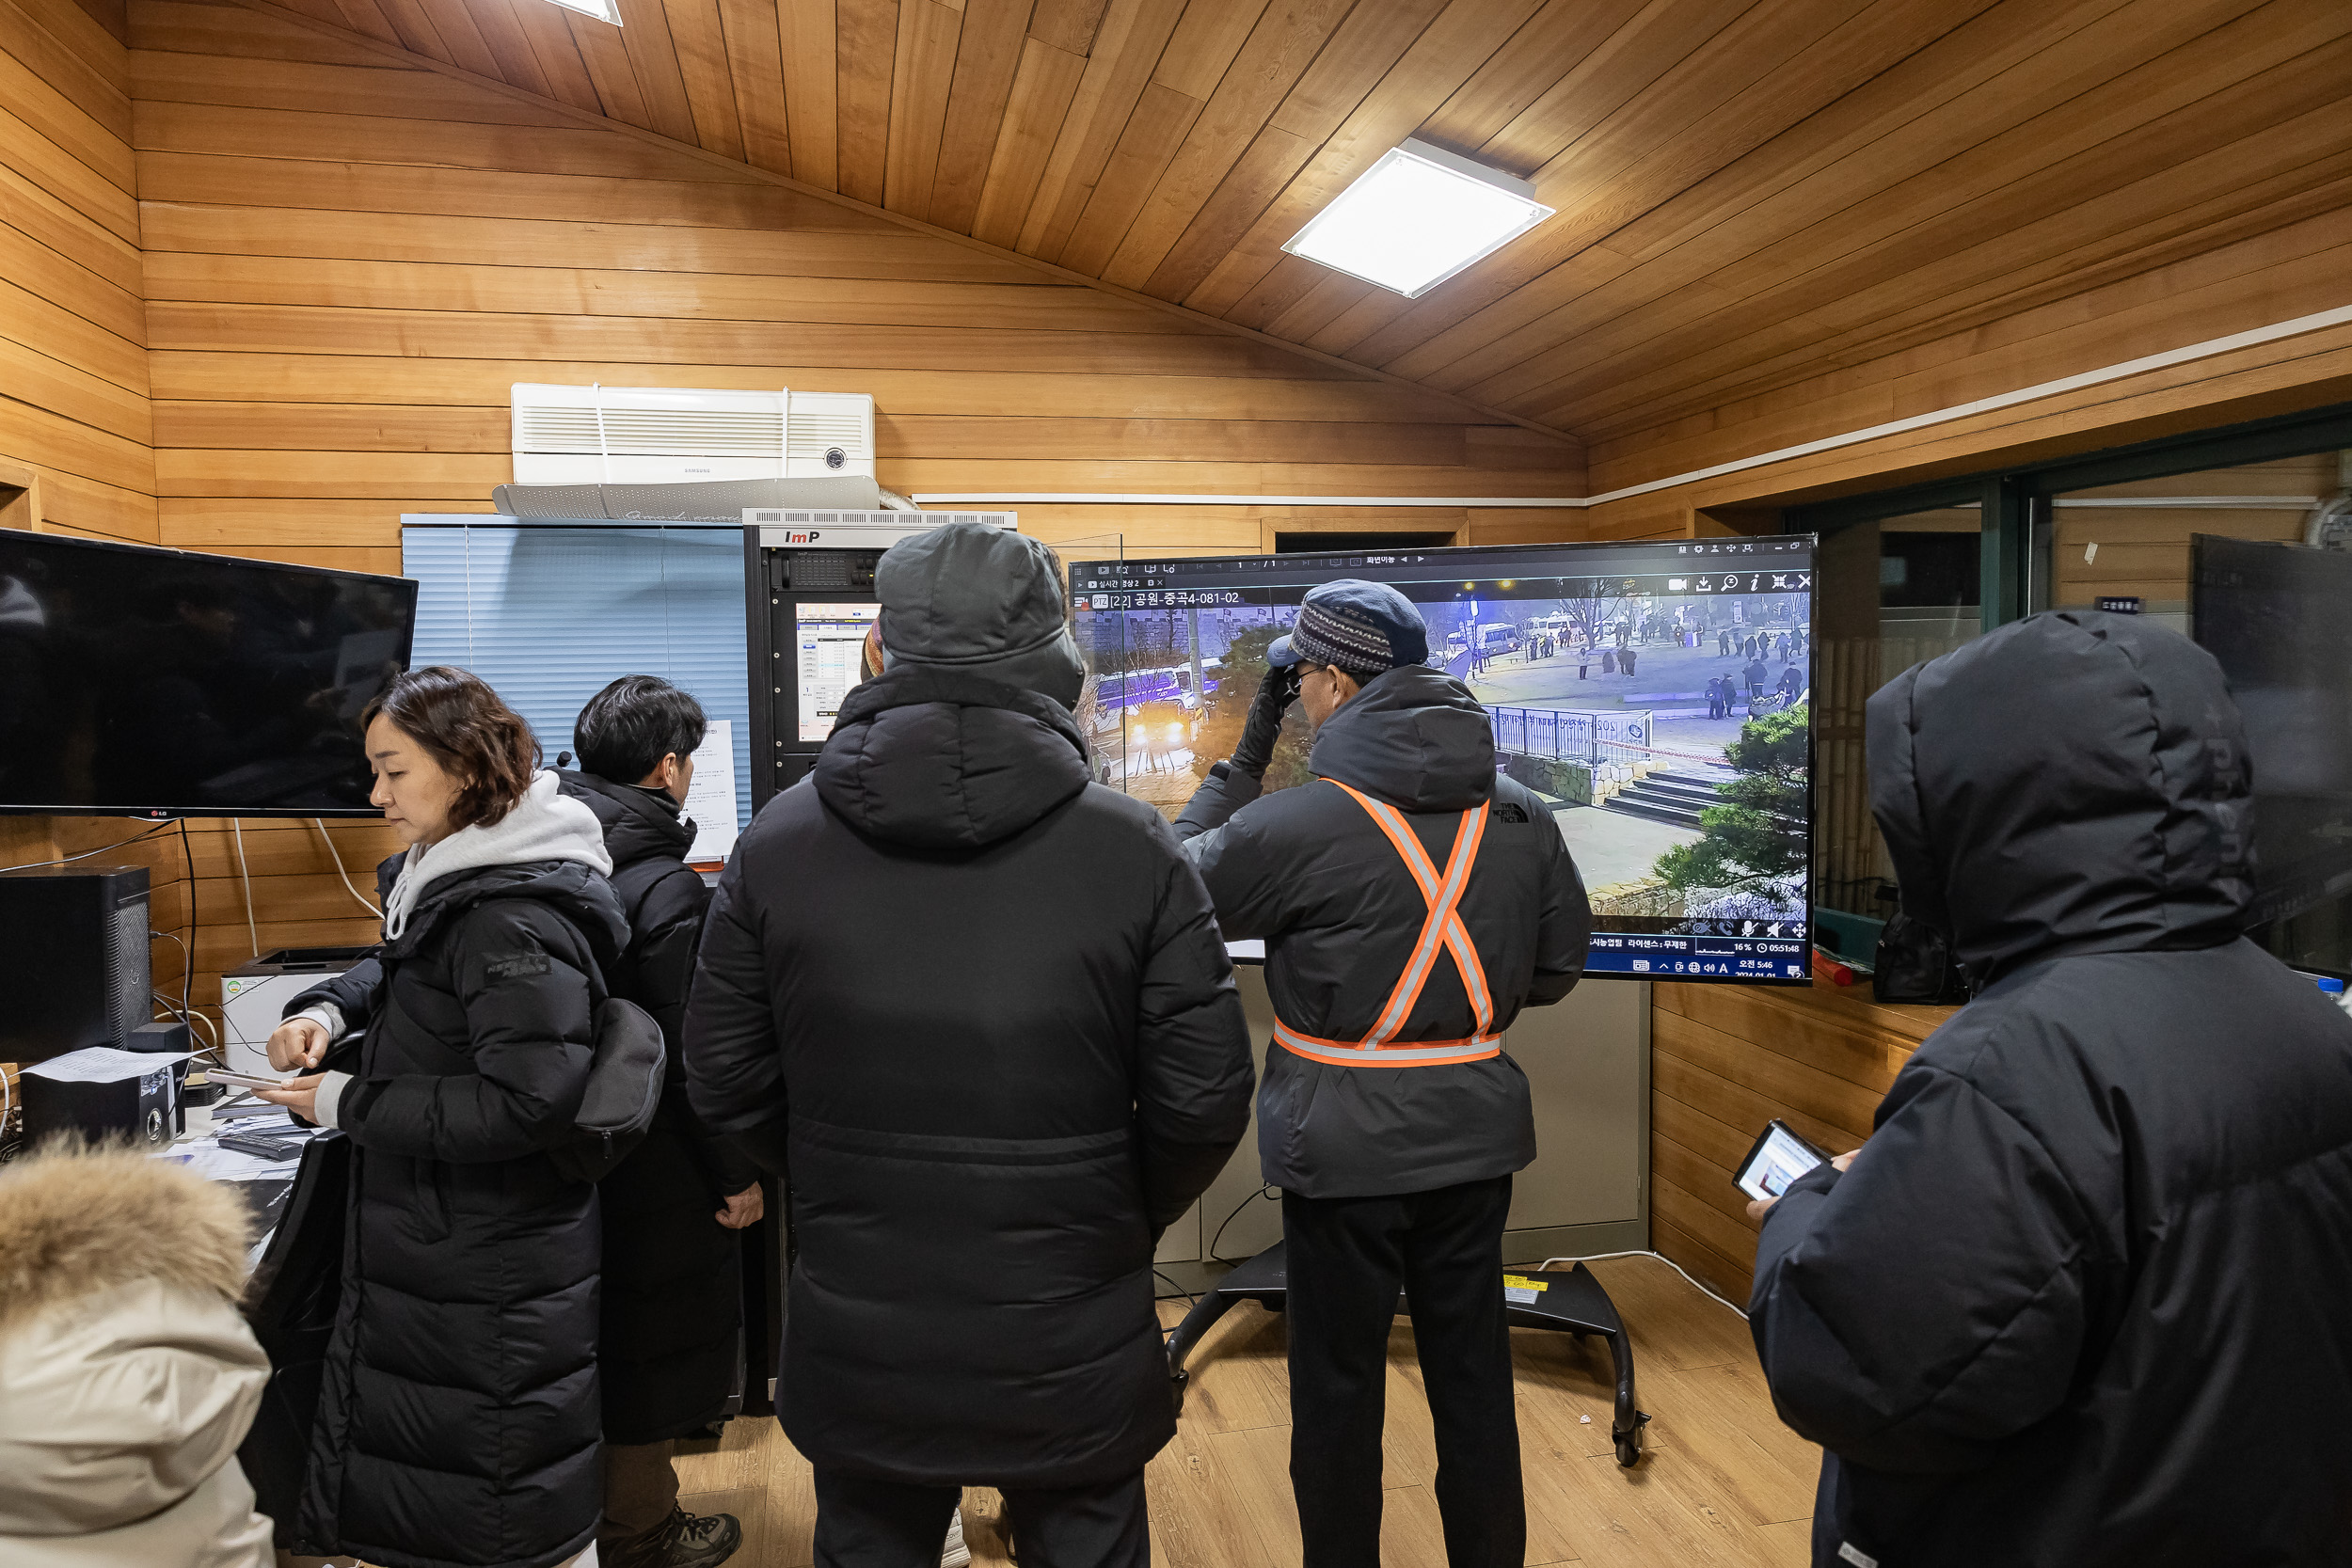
[1271,781,1501,1069]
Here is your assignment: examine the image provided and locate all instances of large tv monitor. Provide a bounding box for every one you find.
[2193,533,2352,979]
[1071,536,1816,984]
[0,529,417,816]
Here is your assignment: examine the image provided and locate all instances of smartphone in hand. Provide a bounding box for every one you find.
[1735,1119,1829,1201]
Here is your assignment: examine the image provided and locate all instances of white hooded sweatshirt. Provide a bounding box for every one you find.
[308,769,612,1128]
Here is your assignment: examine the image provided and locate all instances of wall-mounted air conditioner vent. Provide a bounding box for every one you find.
[511,384,877,484]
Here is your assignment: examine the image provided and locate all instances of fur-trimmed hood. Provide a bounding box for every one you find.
[0,1143,253,1338]
[0,1146,274,1565]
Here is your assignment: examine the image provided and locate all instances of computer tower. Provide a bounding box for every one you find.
[0,864,151,1064]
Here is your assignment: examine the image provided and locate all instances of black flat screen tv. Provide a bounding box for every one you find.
[0,528,417,816]
[1070,535,1817,984]
[2193,532,2352,978]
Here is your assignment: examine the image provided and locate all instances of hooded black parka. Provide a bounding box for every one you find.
[682,667,1255,1488]
[1174,664,1591,1198]
[557,770,756,1445]
[1750,610,2352,1567]
[285,852,629,1568]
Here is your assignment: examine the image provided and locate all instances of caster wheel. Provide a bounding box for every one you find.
[1614,1436,1642,1467]
[1168,1369,1189,1416]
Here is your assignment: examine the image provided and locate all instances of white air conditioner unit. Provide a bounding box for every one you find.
[511,384,877,484]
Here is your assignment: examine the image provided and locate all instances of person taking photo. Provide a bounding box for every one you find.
[1173,581,1592,1568]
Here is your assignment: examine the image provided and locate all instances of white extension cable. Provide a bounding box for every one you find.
[313,818,381,915]
[230,820,258,956]
[1539,1250,1752,1322]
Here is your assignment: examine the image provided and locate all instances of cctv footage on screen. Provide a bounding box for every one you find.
[1068,537,1816,985]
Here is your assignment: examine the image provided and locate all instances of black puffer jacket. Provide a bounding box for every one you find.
[1176,663,1591,1198]
[288,855,628,1568]
[683,667,1254,1487]
[558,771,755,1445]
[1751,610,2352,1567]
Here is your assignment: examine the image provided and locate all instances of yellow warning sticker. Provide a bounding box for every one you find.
[1502,1274,1549,1304]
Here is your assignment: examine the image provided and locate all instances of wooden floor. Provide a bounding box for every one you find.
[673,1257,1819,1567]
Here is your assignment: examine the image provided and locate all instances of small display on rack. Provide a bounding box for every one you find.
[795,603,880,742]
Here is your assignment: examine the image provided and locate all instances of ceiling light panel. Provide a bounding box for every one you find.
[545,0,621,22]
[1282,139,1554,299]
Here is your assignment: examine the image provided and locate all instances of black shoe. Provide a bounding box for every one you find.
[617,1507,742,1568]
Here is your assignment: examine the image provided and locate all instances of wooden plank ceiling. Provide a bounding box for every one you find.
[235,0,2352,445]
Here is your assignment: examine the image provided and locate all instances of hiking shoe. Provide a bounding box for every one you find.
[615,1507,741,1568]
[941,1505,972,1568]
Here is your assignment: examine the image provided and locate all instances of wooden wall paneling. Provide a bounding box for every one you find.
[138,253,1193,335]
[1648,982,1943,1299]
[1,0,133,141]
[133,101,767,182]
[2,0,154,544]
[138,203,1039,278]
[1013,0,1187,259]
[0,154,143,294]
[146,351,1497,424]
[713,0,789,172]
[132,48,567,122]
[967,35,1084,247]
[777,0,834,187]
[137,151,882,227]
[924,0,1030,235]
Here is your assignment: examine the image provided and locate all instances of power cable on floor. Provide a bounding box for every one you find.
[1537,1250,1750,1321]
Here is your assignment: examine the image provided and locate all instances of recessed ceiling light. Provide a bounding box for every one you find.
[545,0,621,22]
[1282,139,1553,299]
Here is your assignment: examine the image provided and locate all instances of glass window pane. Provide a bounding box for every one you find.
[2044,452,2333,634]
[1813,506,1983,929]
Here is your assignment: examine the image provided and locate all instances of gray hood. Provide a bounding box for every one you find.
[876,524,1086,709]
[1867,610,2254,984]
[1307,663,1496,811]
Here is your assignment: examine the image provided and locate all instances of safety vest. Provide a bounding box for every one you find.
[1271,780,1501,1069]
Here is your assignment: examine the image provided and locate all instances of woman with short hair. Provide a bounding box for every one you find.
[257,666,630,1568]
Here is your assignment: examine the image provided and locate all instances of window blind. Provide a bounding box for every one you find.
[400,522,752,832]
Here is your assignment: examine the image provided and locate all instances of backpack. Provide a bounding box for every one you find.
[372,953,668,1184]
[548,995,666,1183]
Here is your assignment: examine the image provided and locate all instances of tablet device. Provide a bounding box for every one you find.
[1735,1119,1829,1201]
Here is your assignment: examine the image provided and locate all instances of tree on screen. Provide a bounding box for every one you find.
[1192,624,1311,791]
[1655,705,1809,895]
